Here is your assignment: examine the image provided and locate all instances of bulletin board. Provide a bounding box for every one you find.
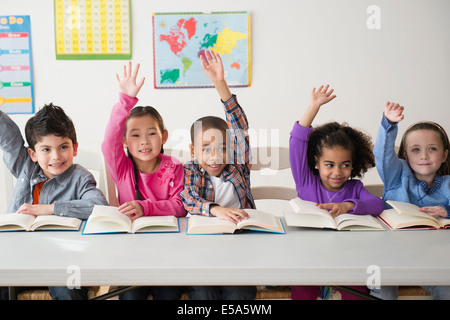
[54,0,131,60]
[0,15,35,114]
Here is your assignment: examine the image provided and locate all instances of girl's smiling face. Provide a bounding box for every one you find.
[315,146,352,192]
[404,129,448,186]
[123,114,168,172]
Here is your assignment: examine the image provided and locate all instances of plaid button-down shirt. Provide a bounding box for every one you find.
[181,95,255,216]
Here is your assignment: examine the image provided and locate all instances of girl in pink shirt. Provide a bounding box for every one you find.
[102,62,186,300]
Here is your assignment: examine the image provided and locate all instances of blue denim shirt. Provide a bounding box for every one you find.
[0,111,108,220]
[374,115,450,217]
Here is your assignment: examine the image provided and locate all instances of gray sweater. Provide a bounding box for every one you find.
[0,111,108,219]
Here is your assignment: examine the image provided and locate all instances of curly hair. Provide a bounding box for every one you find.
[307,122,375,179]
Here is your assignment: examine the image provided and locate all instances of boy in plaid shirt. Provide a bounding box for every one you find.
[181,50,256,299]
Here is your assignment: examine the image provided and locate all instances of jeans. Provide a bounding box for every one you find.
[49,286,89,300]
[187,286,256,300]
[371,286,450,300]
[118,286,185,300]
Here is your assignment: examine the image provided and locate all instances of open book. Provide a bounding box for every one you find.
[284,198,385,231]
[0,213,81,232]
[186,209,285,235]
[82,205,180,234]
[379,200,450,230]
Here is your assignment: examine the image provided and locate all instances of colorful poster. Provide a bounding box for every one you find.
[153,11,251,89]
[54,0,131,60]
[0,15,34,114]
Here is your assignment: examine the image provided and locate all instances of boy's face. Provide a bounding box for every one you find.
[190,128,227,177]
[28,134,78,179]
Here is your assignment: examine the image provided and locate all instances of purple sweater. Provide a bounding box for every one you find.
[289,122,384,216]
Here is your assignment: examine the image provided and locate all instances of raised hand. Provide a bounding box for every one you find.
[310,85,336,108]
[200,50,232,102]
[200,50,225,84]
[116,61,145,98]
[299,85,337,128]
[384,101,404,124]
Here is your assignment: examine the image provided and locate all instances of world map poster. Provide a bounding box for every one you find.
[153,11,251,89]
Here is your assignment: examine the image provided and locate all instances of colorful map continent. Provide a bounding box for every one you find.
[154,12,250,88]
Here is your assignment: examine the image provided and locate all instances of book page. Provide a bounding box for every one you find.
[290,198,330,215]
[335,214,384,231]
[380,209,441,229]
[0,213,35,231]
[187,215,236,234]
[30,215,81,231]
[284,210,337,229]
[386,200,438,222]
[238,209,283,233]
[132,216,179,233]
[83,205,132,234]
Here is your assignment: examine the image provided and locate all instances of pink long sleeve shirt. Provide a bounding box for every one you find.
[102,92,186,217]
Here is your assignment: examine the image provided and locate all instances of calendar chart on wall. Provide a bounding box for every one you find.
[0,16,35,114]
[54,0,131,60]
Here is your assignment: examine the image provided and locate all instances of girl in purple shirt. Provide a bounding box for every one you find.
[289,85,384,300]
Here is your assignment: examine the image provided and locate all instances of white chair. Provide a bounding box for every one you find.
[73,150,112,204]
[250,147,297,217]
[0,151,15,213]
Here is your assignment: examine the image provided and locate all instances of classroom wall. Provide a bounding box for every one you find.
[1,0,450,191]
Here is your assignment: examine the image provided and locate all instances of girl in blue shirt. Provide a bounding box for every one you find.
[373,101,450,299]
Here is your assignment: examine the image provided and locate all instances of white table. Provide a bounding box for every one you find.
[1,218,450,288]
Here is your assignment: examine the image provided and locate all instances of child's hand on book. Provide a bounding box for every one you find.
[118,201,144,221]
[418,205,448,218]
[210,205,249,224]
[116,61,145,99]
[384,101,404,124]
[16,203,54,216]
[316,202,355,216]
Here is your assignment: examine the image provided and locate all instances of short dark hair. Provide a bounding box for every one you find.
[190,116,228,144]
[307,121,375,178]
[25,103,77,151]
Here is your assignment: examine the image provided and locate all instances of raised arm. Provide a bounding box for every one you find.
[200,50,232,102]
[298,85,336,128]
[116,61,145,99]
[102,62,145,182]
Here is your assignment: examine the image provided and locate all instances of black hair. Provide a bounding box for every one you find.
[190,116,228,144]
[307,121,375,179]
[25,103,77,151]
